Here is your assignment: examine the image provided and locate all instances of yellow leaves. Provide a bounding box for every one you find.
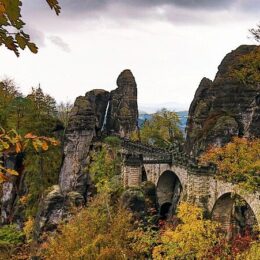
[177,201,203,223]
[153,202,221,259]
[43,194,137,260]
[23,217,34,241]
[0,166,18,183]
[5,168,19,176]
[0,128,60,183]
[199,137,260,192]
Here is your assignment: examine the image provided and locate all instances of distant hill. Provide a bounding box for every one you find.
[138,111,188,133]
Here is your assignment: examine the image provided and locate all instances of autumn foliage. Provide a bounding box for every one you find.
[0,128,59,183]
[42,194,140,260]
[200,137,260,192]
[152,202,222,259]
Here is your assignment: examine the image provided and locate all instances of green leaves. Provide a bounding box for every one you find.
[134,108,183,148]
[0,0,60,56]
[46,0,61,15]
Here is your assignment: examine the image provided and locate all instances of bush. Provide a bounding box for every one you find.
[42,194,142,259]
[0,224,25,258]
[0,224,25,247]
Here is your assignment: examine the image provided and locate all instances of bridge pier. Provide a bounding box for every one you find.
[122,154,143,187]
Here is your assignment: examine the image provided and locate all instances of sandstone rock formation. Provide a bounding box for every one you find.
[59,70,139,196]
[186,45,260,156]
[36,70,139,234]
[106,69,138,138]
[59,89,110,196]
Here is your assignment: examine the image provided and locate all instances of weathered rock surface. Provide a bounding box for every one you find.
[1,154,24,224]
[107,69,138,138]
[35,185,85,236]
[186,45,260,156]
[59,89,110,195]
[35,185,65,234]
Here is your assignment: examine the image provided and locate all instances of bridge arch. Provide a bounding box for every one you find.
[156,170,183,219]
[211,192,258,237]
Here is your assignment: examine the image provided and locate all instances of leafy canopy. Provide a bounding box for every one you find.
[0,0,60,56]
[89,136,122,194]
[152,202,224,259]
[132,108,183,148]
[42,193,144,260]
[200,137,260,192]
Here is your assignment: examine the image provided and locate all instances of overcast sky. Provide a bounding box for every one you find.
[0,0,259,112]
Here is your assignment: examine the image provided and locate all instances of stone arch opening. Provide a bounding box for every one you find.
[157,170,182,219]
[141,166,147,182]
[211,193,258,238]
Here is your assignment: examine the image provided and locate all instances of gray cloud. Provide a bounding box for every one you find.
[22,0,260,29]
[48,35,71,52]
[58,0,233,12]
[56,0,257,14]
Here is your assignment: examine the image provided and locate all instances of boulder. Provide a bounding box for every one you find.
[35,185,65,234]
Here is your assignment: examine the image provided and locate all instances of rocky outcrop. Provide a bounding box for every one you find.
[186,45,260,156]
[36,70,139,234]
[106,70,138,138]
[59,70,139,195]
[59,89,110,195]
[34,186,85,236]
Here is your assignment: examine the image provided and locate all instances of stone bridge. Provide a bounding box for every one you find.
[121,139,260,234]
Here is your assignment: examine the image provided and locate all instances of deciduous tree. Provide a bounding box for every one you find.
[132,108,183,148]
[200,137,260,192]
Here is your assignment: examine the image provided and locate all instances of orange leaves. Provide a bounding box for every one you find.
[0,2,5,15]
[0,128,59,183]
[0,165,19,183]
[23,132,59,152]
[199,137,260,192]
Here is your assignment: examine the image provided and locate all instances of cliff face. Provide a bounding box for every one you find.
[59,69,139,195]
[59,89,110,195]
[107,69,138,138]
[186,45,260,156]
